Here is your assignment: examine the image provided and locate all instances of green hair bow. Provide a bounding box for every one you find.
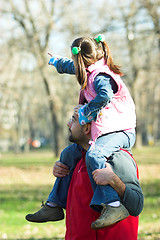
[72,47,81,55]
[95,34,105,43]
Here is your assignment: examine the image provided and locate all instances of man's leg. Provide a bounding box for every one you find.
[25,144,82,223]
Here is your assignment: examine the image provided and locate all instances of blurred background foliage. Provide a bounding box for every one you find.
[0,0,160,156]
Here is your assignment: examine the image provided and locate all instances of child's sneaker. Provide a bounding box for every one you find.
[25,202,64,223]
[91,203,129,229]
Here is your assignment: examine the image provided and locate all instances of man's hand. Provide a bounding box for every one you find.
[92,163,115,185]
[92,163,126,199]
[53,161,70,177]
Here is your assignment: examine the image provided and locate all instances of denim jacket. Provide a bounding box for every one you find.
[55,57,117,121]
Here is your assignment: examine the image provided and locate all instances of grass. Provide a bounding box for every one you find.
[0,151,65,240]
[132,147,160,240]
[0,147,160,239]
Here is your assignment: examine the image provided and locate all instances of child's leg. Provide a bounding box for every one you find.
[86,133,132,229]
[123,131,136,149]
[25,144,82,223]
[86,132,132,211]
[47,143,82,208]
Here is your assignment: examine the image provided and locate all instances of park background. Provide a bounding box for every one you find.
[0,0,160,239]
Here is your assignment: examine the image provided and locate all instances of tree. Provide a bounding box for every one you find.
[0,0,159,154]
[1,0,63,155]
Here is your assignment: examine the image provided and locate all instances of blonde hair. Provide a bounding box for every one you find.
[71,37,123,89]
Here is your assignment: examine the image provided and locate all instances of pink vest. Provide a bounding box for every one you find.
[80,58,136,141]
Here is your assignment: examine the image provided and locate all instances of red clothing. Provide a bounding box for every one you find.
[65,151,139,240]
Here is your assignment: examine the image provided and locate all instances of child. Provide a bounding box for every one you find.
[42,35,136,229]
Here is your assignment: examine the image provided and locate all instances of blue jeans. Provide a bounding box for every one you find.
[48,144,82,208]
[48,131,135,212]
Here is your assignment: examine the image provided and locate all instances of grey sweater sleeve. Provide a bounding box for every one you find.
[108,150,144,216]
[122,185,144,216]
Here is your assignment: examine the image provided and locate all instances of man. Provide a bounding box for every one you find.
[26,108,143,239]
[65,110,143,239]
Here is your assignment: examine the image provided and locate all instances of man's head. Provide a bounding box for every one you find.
[67,108,91,150]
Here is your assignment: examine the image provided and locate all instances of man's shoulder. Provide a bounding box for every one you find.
[109,149,136,165]
[110,149,132,158]
[108,149,138,172]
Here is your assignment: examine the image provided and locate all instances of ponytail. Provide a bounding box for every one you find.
[71,37,97,89]
[102,41,124,76]
[74,53,88,89]
[71,36,124,90]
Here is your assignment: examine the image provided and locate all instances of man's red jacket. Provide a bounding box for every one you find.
[65,151,139,240]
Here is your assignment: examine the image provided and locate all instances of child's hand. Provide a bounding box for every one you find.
[48,52,53,58]
[48,52,61,67]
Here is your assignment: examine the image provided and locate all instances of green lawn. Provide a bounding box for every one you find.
[0,147,160,239]
[132,147,160,240]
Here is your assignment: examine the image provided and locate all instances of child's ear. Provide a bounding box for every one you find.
[83,123,91,135]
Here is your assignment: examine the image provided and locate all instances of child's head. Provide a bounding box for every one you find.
[71,35,123,89]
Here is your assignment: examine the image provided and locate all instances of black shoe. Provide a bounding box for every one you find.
[25,202,64,223]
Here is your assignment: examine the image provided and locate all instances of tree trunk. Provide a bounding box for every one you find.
[42,74,61,157]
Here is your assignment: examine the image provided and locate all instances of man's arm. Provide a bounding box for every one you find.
[92,163,126,199]
[92,163,144,217]
[122,185,144,217]
[53,150,144,217]
[53,143,83,177]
